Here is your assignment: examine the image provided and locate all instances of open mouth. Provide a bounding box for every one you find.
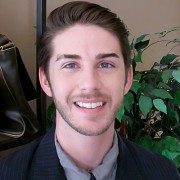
[75,102,105,109]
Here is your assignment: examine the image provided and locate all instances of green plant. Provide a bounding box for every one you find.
[46,102,56,131]
[116,26,180,168]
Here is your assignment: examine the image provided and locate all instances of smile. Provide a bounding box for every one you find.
[75,102,104,109]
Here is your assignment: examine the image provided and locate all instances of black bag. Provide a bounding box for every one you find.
[0,34,40,138]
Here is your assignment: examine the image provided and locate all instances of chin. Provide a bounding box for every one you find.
[72,120,114,137]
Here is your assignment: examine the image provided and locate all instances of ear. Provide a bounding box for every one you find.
[124,65,133,95]
[39,67,52,97]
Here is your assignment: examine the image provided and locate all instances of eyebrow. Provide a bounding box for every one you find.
[56,53,119,61]
[56,54,81,61]
[96,53,120,59]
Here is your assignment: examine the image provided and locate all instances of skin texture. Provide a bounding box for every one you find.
[39,24,132,170]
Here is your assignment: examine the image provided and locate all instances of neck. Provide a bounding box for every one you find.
[56,118,114,170]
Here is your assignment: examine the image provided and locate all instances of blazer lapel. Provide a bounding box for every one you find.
[29,123,67,180]
[115,133,143,180]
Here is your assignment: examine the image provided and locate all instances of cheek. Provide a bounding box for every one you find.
[109,78,126,104]
[112,85,125,101]
[51,77,74,100]
[109,74,126,91]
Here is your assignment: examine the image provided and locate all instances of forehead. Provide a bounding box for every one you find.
[51,24,121,56]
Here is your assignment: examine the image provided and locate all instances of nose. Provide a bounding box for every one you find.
[78,68,101,92]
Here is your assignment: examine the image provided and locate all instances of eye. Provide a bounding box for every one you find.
[99,62,113,68]
[63,63,78,69]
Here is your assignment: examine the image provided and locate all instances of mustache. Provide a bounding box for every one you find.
[70,92,111,101]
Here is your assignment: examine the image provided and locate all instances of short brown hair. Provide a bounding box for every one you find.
[38,1,131,77]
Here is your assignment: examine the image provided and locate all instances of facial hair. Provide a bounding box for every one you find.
[52,91,123,136]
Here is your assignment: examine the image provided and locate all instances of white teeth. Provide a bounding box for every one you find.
[76,102,103,109]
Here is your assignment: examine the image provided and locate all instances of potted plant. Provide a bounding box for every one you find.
[116,26,180,169]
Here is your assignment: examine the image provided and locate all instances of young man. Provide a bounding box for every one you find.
[0,1,179,180]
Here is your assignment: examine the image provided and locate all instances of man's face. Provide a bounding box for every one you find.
[40,24,132,136]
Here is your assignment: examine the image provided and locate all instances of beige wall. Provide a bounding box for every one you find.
[0,0,180,111]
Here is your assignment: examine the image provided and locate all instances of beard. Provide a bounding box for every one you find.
[52,91,123,136]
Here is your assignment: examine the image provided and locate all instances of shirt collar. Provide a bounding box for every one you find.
[55,132,119,180]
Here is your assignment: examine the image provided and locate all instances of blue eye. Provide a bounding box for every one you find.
[100,62,113,68]
[64,63,77,69]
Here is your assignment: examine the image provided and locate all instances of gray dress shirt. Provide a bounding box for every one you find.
[55,132,119,180]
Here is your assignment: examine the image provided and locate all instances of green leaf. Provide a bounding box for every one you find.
[143,69,159,84]
[161,148,180,167]
[134,72,142,80]
[133,50,142,63]
[139,95,153,118]
[135,40,150,51]
[174,91,180,106]
[167,100,180,125]
[47,102,56,131]
[136,136,154,149]
[124,92,134,113]
[174,154,180,168]
[153,99,167,114]
[172,70,180,83]
[152,141,164,153]
[122,115,133,128]
[157,82,172,90]
[161,149,173,160]
[131,81,141,94]
[160,54,178,65]
[161,69,173,83]
[135,34,149,44]
[162,136,180,152]
[116,104,125,122]
[143,83,154,94]
[150,89,173,99]
[162,150,180,161]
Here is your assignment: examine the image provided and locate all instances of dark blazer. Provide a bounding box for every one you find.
[0,123,179,180]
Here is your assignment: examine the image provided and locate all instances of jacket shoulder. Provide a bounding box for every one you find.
[121,137,180,179]
[0,137,41,180]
